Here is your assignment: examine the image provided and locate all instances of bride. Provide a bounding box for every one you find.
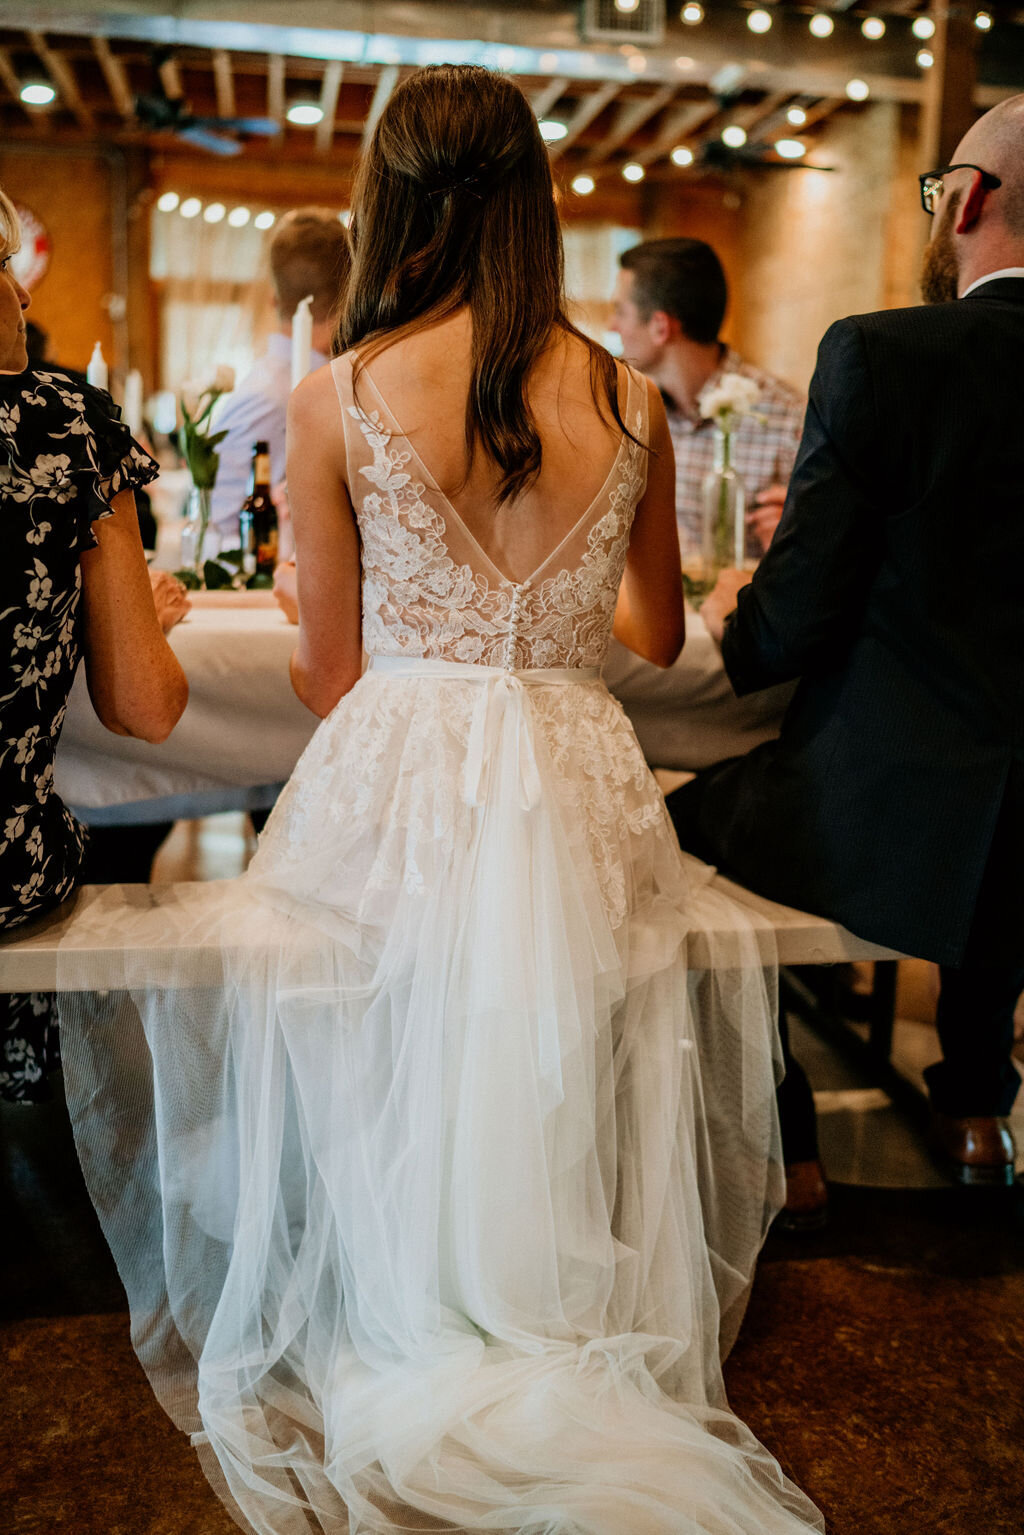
[60,64,824,1535]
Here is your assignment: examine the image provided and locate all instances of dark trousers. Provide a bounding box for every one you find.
[667,771,1024,1160]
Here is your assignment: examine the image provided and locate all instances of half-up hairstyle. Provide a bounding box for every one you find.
[337,65,640,506]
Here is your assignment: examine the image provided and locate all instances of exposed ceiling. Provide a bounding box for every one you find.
[0,1,1020,193]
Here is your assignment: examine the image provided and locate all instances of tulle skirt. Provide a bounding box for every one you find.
[58,658,824,1533]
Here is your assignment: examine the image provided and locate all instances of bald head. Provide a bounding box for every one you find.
[954,93,1024,237]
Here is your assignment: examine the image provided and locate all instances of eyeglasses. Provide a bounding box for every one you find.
[919,164,1002,216]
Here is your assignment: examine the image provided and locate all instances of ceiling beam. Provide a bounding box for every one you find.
[529,77,569,119]
[91,36,135,118]
[267,53,285,126]
[0,47,36,122]
[212,48,236,120]
[158,55,182,102]
[548,80,620,161]
[316,59,345,155]
[27,31,95,130]
[581,84,676,168]
[362,63,398,148]
[634,99,721,166]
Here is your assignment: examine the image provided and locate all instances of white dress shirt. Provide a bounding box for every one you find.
[209,332,328,539]
[961,267,1024,298]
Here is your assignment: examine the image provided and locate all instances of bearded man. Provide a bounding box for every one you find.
[666,94,1024,1217]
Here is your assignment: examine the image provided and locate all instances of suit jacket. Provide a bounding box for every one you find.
[707,277,1024,966]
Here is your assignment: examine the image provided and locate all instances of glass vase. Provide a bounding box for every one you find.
[700,428,746,582]
[180,484,212,582]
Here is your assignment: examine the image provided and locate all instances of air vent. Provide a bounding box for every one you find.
[581,0,666,46]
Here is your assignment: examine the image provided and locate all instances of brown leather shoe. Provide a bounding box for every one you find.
[774,1159,829,1234]
[930,1113,1017,1188]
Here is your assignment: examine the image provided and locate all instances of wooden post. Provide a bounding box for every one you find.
[918,3,979,171]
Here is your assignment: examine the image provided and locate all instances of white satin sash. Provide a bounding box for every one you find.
[368,655,601,811]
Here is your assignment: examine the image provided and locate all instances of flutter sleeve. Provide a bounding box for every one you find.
[12,370,161,549]
[69,377,160,546]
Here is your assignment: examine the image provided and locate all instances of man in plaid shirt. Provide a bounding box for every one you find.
[611,239,805,564]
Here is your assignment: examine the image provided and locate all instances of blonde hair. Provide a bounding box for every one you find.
[0,188,20,262]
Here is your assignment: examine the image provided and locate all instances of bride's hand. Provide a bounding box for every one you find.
[273,560,299,625]
[701,568,752,646]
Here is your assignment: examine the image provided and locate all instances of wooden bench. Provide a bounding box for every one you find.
[0,876,903,993]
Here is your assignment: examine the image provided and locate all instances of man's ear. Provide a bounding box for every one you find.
[648,309,675,346]
[955,170,990,234]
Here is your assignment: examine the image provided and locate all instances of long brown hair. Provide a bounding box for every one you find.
[336,64,639,505]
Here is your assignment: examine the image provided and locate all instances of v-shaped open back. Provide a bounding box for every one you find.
[331,352,649,671]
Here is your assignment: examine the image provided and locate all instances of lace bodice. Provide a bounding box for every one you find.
[332,356,648,670]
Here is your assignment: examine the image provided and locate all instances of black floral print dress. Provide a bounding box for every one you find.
[0,369,158,1101]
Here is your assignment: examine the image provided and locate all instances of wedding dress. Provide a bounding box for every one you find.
[58,358,824,1534]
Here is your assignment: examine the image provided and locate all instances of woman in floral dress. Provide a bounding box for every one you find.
[0,188,189,1100]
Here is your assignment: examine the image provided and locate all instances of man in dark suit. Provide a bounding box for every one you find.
[667,94,1024,1215]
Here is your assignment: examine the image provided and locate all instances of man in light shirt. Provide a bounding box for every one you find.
[210,208,351,541]
[610,238,804,562]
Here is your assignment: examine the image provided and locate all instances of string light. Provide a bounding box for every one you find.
[774,139,806,160]
[156,191,180,213]
[680,4,704,25]
[916,47,935,67]
[747,10,773,33]
[228,206,251,227]
[912,16,936,39]
[254,210,276,229]
[179,197,202,219]
[622,162,645,182]
[861,17,886,40]
[846,79,870,101]
[786,105,807,126]
[670,145,694,166]
[571,174,596,195]
[202,202,226,224]
[809,13,834,37]
[539,119,568,142]
[722,125,748,148]
[975,10,993,28]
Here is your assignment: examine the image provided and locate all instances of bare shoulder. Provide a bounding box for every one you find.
[287,361,347,458]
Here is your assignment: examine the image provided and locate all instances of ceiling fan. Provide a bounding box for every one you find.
[134,48,281,157]
[697,138,836,173]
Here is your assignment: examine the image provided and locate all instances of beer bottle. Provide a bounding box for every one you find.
[239,440,278,582]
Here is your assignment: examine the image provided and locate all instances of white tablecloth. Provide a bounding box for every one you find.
[56,601,791,825]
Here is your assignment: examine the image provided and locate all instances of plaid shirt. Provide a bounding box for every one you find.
[665,348,806,564]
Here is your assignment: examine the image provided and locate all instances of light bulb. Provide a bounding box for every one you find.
[20,82,56,106]
[670,145,694,166]
[539,119,568,142]
[203,202,226,224]
[681,3,704,25]
[179,197,202,219]
[254,211,276,230]
[722,125,748,149]
[809,13,834,37]
[846,79,870,101]
[571,175,596,195]
[615,0,640,10]
[774,139,806,160]
[286,101,324,126]
[747,10,773,34]
[157,191,180,213]
[916,47,935,68]
[786,106,807,126]
[227,206,251,228]
[861,17,886,40]
[622,162,645,182]
[912,16,936,39]
[975,10,993,28]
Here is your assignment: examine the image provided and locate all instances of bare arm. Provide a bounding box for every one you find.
[286,369,363,717]
[80,489,189,742]
[612,381,685,668]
